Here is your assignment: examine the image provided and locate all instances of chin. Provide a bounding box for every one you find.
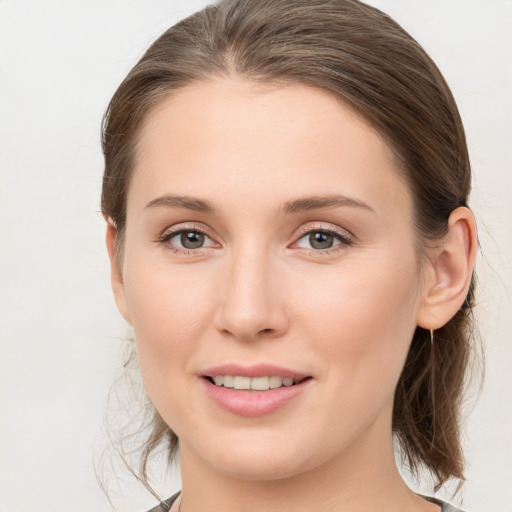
[214,452,310,482]
[188,429,328,482]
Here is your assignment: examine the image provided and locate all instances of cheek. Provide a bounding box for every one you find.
[122,253,217,386]
[294,254,420,387]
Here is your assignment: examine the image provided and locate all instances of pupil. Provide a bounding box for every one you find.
[181,231,204,249]
[309,232,333,249]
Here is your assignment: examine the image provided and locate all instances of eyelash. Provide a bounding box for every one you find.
[157,224,353,256]
[293,225,353,255]
[157,224,217,255]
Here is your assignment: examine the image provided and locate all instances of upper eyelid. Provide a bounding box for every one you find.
[160,222,351,235]
[161,222,214,238]
[158,221,353,247]
[159,225,218,253]
[294,223,353,240]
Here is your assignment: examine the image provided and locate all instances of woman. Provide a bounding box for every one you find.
[101,0,478,511]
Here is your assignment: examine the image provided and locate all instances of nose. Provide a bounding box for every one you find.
[214,246,289,342]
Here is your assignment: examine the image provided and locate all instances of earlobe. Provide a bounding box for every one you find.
[106,220,132,325]
[417,207,477,330]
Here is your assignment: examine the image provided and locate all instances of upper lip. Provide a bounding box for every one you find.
[201,363,311,380]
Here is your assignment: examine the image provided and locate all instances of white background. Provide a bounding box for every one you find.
[0,1,510,511]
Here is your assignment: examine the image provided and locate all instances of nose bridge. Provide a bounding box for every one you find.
[216,241,287,341]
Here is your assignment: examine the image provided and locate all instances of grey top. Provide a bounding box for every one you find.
[146,491,467,512]
[425,495,467,512]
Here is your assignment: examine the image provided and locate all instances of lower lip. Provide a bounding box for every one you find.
[202,378,311,417]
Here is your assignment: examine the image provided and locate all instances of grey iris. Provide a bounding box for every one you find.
[310,232,334,249]
[181,231,205,249]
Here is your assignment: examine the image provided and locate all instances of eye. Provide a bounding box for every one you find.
[160,227,217,252]
[294,227,352,252]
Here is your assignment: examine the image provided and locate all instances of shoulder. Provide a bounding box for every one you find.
[441,503,467,512]
[424,495,468,512]
[145,491,181,512]
[146,492,468,512]
[440,502,467,512]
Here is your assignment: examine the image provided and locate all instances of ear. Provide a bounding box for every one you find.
[106,220,132,325]
[416,207,477,330]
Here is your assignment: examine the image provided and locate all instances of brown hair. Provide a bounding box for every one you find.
[101,0,477,493]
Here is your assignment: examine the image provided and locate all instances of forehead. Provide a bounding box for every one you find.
[130,78,411,219]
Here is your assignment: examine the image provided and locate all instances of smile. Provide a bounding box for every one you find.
[202,375,312,417]
[208,375,307,390]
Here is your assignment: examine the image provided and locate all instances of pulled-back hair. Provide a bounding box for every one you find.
[101,0,477,493]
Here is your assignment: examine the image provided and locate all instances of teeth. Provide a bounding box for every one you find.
[223,375,234,388]
[251,376,269,390]
[210,375,299,390]
[269,376,283,388]
[233,376,251,390]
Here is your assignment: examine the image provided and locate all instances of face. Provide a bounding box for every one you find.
[113,78,429,481]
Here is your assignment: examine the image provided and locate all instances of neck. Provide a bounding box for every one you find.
[177,418,431,512]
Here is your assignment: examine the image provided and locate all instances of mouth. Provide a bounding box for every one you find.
[200,364,313,415]
[201,372,313,416]
[203,375,312,391]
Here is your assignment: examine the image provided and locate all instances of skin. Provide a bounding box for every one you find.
[107,78,477,512]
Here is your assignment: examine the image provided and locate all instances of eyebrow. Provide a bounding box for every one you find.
[281,194,374,214]
[144,193,374,215]
[145,195,217,213]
